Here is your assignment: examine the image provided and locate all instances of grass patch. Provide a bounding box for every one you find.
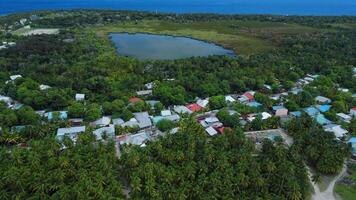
[90,19,319,55]
[335,163,356,200]
[335,185,356,200]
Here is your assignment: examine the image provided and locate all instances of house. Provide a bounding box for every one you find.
[133,112,152,129]
[164,114,180,122]
[350,108,356,117]
[39,84,51,90]
[0,95,12,106]
[152,116,164,124]
[348,137,356,156]
[129,97,143,103]
[270,94,281,101]
[316,105,331,113]
[36,110,45,117]
[323,124,348,138]
[46,111,68,121]
[290,111,302,118]
[152,114,180,124]
[11,102,24,110]
[68,118,84,127]
[90,116,111,127]
[315,96,331,104]
[315,114,331,125]
[92,125,115,140]
[263,84,272,90]
[304,77,314,82]
[217,127,227,134]
[200,117,222,128]
[336,113,352,123]
[146,100,160,109]
[239,92,254,102]
[161,110,172,117]
[10,74,22,81]
[145,82,154,90]
[170,127,179,134]
[247,112,271,122]
[205,126,218,136]
[272,106,288,117]
[186,103,203,112]
[338,88,349,93]
[136,90,152,96]
[174,105,193,114]
[225,95,236,103]
[304,107,320,117]
[121,118,140,128]
[75,93,85,101]
[118,131,150,146]
[11,125,28,133]
[290,88,303,95]
[197,99,209,108]
[112,118,125,126]
[56,126,86,142]
[247,101,262,108]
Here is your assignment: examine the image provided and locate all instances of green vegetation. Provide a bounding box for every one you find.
[0,10,355,199]
[0,136,124,199]
[335,164,356,200]
[121,119,309,199]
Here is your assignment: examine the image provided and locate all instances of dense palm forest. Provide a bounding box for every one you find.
[0,10,355,199]
[122,119,309,200]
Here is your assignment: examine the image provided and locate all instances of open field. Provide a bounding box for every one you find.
[90,20,319,55]
[12,27,59,36]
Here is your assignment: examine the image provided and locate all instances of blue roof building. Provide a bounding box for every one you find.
[348,137,356,155]
[47,111,68,121]
[247,101,262,108]
[152,116,164,124]
[290,111,302,118]
[272,105,286,111]
[316,105,331,113]
[315,114,331,125]
[304,107,320,117]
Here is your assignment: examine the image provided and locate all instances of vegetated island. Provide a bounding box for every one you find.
[0,10,355,200]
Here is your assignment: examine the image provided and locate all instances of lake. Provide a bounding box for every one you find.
[1,0,355,16]
[109,33,235,60]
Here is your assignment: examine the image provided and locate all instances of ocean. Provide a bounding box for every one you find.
[0,0,355,16]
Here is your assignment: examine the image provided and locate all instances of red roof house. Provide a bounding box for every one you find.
[243,92,254,101]
[129,97,143,103]
[217,127,225,134]
[186,103,203,112]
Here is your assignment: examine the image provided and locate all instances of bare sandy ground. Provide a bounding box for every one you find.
[309,165,346,200]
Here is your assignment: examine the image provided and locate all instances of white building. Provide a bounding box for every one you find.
[10,75,22,81]
[56,126,86,142]
[205,126,218,136]
[75,93,85,101]
[92,125,115,140]
[90,116,111,127]
[337,113,352,123]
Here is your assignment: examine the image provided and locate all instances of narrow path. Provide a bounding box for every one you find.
[309,165,347,200]
[115,141,121,159]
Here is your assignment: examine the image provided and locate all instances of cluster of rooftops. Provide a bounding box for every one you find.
[1,72,355,149]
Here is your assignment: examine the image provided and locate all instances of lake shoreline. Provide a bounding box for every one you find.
[109,32,236,60]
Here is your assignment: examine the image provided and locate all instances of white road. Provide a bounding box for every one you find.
[309,165,346,200]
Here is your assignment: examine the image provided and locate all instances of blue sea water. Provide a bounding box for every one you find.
[0,0,355,16]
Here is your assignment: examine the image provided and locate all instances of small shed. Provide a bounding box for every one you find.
[75,93,85,101]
